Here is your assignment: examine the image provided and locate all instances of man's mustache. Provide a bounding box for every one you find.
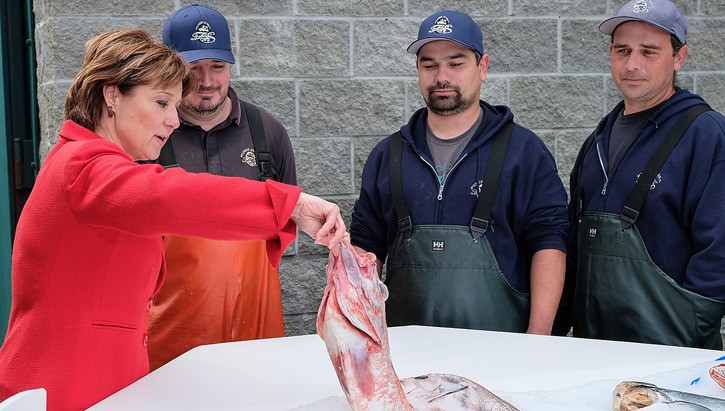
[428,83,459,93]
[196,85,221,93]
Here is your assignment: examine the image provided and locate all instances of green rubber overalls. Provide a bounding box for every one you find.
[573,105,725,349]
[384,122,530,332]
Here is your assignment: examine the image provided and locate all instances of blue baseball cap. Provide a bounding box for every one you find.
[407,10,484,56]
[162,3,235,64]
[599,0,687,44]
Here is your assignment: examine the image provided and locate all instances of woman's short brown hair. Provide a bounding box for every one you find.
[64,29,195,130]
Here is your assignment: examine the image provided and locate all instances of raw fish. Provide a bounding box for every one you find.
[317,242,519,410]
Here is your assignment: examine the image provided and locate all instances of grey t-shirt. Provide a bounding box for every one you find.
[427,109,484,184]
[609,104,660,172]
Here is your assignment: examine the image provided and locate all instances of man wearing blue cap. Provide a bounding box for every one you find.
[147,3,297,369]
[567,0,725,348]
[350,11,568,335]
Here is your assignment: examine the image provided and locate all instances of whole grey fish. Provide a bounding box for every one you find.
[317,242,519,410]
[613,381,725,410]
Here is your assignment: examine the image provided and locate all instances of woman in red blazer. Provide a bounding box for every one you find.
[0,29,345,411]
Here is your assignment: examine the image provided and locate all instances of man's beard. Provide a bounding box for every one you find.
[182,86,226,116]
[425,83,475,116]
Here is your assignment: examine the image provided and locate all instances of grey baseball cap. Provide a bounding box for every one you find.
[599,0,687,44]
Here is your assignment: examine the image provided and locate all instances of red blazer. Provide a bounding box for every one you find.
[0,120,300,410]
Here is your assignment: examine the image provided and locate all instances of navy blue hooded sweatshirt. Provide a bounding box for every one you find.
[568,89,725,301]
[351,101,568,292]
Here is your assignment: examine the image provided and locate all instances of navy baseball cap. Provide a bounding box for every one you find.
[407,10,484,56]
[599,0,687,44]
[162,3,235,64]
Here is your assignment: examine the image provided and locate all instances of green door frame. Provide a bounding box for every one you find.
[0,0,40,342]
[0,2,11,343]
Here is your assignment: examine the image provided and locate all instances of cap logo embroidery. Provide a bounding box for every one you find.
[630,0,650,14]
[429,16,453,34]
[190,21,216,44]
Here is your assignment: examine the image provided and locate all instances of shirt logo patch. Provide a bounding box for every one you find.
[431,240,445,252]
[241,148,257,166]
[190,21,216,44]
[470,179,483,197]
[588,227,598,238]
[636,172,662,190]
[429,16,453,34]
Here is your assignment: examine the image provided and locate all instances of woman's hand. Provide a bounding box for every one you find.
[290,193,347,255]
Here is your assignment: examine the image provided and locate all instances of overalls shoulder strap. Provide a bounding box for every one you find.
[620,104,712,227]
[389,131,412,238]
[470,120,513,238]
[241,100,273,181]
[388,120,514,240]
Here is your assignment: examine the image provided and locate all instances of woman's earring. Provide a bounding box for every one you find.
[107,105,114,117]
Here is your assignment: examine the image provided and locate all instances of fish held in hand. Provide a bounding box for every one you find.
[612,381,725,410]
[317,242,519,410]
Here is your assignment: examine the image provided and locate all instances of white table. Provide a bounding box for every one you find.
[88,326,725,410]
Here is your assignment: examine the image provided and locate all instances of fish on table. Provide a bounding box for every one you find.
[316,241,519,411]
[612,381,725,410]
[710,364,725,390]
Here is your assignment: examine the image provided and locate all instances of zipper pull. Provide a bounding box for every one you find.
[437,184,444,201]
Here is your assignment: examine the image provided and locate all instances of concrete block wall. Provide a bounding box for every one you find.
[32,1,725,336]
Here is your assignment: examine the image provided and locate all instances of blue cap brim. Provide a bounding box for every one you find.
[407,38,483,55]
[179,49,235,64]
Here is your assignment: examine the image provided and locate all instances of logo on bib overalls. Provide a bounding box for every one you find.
[431,240,445,252]
[588,227,598,238]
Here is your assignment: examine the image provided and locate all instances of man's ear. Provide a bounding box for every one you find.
[479,54,491,82]
[673,44,688,72]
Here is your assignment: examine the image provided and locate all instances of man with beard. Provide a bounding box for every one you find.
[350,10,569,335]
[147,4,297,370]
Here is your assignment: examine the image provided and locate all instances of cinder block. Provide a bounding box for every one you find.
[43,0,172,15]
[481,76,509,107]
[279,254,328,313]
[354,19,418,76]
[230,80,297,136]
[483,18,558,73]
[299,79,406,136]
[235,19,349,77]
[697,73,725,114]
[293,137,354,194]
[562,19,611,73]
[512,0,606,15]
[298,0,403,16]
[203,0,292,15]
[407,1,507,17]
[685,19,725,71]
[510,75,603,129]
[702,0,725,14]
[283,313,318,336]
[42,18,165,80]
[538,128,593,189]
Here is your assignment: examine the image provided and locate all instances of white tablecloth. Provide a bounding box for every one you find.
[88,326,725,410]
